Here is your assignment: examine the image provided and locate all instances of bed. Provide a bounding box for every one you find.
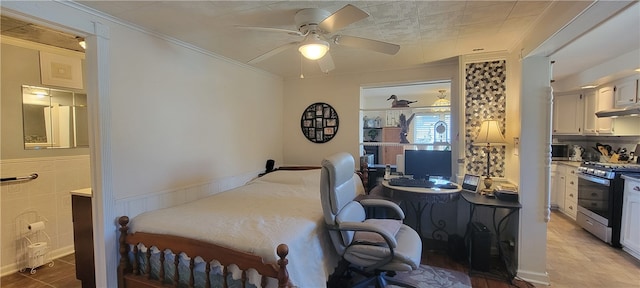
[118,167,366,288]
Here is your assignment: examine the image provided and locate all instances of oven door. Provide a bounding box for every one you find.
[577,173,613,243]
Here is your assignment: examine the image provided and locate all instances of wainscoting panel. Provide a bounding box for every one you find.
[115,169,262,220]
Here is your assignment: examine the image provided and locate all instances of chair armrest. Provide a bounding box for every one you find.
[359,199,405,220]
[338,221,398,248]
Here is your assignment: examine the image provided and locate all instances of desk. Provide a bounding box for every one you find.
[382,179,460,243]
[460,190,521,282]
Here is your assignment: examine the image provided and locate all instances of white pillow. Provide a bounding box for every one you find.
[252,169,320,186]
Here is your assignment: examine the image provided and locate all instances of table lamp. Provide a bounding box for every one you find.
[473,120,506,194]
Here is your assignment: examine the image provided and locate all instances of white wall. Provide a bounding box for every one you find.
[282,61,460,167]
[1,1,285,286]
[105,22,284,201]
[517,56,552,285]
[0,40,89,159]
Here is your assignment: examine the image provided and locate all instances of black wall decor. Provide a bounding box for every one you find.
[300,102,339,143]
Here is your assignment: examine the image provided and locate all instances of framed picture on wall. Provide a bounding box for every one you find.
[300,102,339,143]
[39,51,84,89]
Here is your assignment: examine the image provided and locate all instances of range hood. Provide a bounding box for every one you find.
[596,104,640,118]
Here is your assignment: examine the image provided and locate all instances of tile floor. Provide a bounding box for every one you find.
[0,253,81,288]
[538,211,640,288]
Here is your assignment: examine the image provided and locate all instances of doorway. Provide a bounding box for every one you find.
[0,15,91,284]
[359,81,453,165]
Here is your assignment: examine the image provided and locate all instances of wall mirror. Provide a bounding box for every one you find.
[22,85,88,149]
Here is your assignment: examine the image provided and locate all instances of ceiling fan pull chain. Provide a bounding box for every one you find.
[300,54,304,79]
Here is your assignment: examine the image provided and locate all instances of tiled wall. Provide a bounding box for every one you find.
[1,155,91,275]
[465,60,507,177]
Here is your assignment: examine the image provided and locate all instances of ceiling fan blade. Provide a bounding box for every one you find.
[319,4,369,33]
[318,52,335,73]
[248,42,298,64]
[332,35,400,55]
[235,25,303,36]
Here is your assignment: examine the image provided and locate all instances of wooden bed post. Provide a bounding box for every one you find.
[118,216,131,288]
[276,244,290,288]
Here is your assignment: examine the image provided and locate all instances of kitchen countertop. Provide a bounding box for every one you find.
[70,188,92,197]
[622,174,640,182]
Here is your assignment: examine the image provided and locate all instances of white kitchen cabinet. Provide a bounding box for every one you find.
[551,164,565,210]
[583,89,598,135]
[595,86,614,135]
[614,76,639,107]
[621,176,640,261]
[553,93,583,135]
[563,166,579,220]
[551,162,580,220]
[584,87,614,135]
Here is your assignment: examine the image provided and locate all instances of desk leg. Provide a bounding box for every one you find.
[429,203,449,241]
[464,204,477,239]
[408,201,450,242]
[408,201,427,238]
[493,208,518,282]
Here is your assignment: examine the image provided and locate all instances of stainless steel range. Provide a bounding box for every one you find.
[576,162,640,247]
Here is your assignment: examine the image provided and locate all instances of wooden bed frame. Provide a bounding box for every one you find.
[117,165,365,288]
[118,216,291,288]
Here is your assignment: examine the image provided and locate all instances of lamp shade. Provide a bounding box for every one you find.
[298,34,329,60]
[473,120,506,146]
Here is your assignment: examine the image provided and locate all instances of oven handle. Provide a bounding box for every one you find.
[577,173,610,186]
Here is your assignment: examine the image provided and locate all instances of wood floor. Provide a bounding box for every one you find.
[2,210,639,287]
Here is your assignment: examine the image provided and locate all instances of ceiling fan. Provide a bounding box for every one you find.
[238,4,400,73]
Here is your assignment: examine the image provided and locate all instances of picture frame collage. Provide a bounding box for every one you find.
[300,102,339,143]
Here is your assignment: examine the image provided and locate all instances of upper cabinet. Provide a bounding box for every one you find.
[553,92,583,135]
[614,76,639,107]
[595,86,614,135]
[583,89,597,135]
[553,79,640,137]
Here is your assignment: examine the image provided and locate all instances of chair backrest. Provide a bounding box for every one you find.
[320,152,366,255]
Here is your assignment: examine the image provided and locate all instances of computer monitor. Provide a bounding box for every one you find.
[404,150,452,180]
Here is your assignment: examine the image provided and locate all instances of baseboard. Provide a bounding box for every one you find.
[622,247,640,262]
[0,246,74,277]
[516,269,550,286]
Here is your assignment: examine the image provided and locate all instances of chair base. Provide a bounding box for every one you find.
[327,259,418,288]
[351,272,416,288]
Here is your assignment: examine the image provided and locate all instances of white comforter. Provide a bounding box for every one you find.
[130,169,352,288]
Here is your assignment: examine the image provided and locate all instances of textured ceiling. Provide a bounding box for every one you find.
[74,1,554,79]
[3,1,638,84]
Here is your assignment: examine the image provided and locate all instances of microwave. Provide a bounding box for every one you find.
[551,144,569,160]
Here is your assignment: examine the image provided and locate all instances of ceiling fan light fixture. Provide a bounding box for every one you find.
[298,34,329,60]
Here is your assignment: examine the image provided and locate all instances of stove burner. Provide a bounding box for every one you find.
[579,162,640,179]
[582,161,640,170]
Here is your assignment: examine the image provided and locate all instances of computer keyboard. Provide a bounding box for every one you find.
[388,177,435,188]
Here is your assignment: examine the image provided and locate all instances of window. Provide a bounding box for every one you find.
[413,113,450,144]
